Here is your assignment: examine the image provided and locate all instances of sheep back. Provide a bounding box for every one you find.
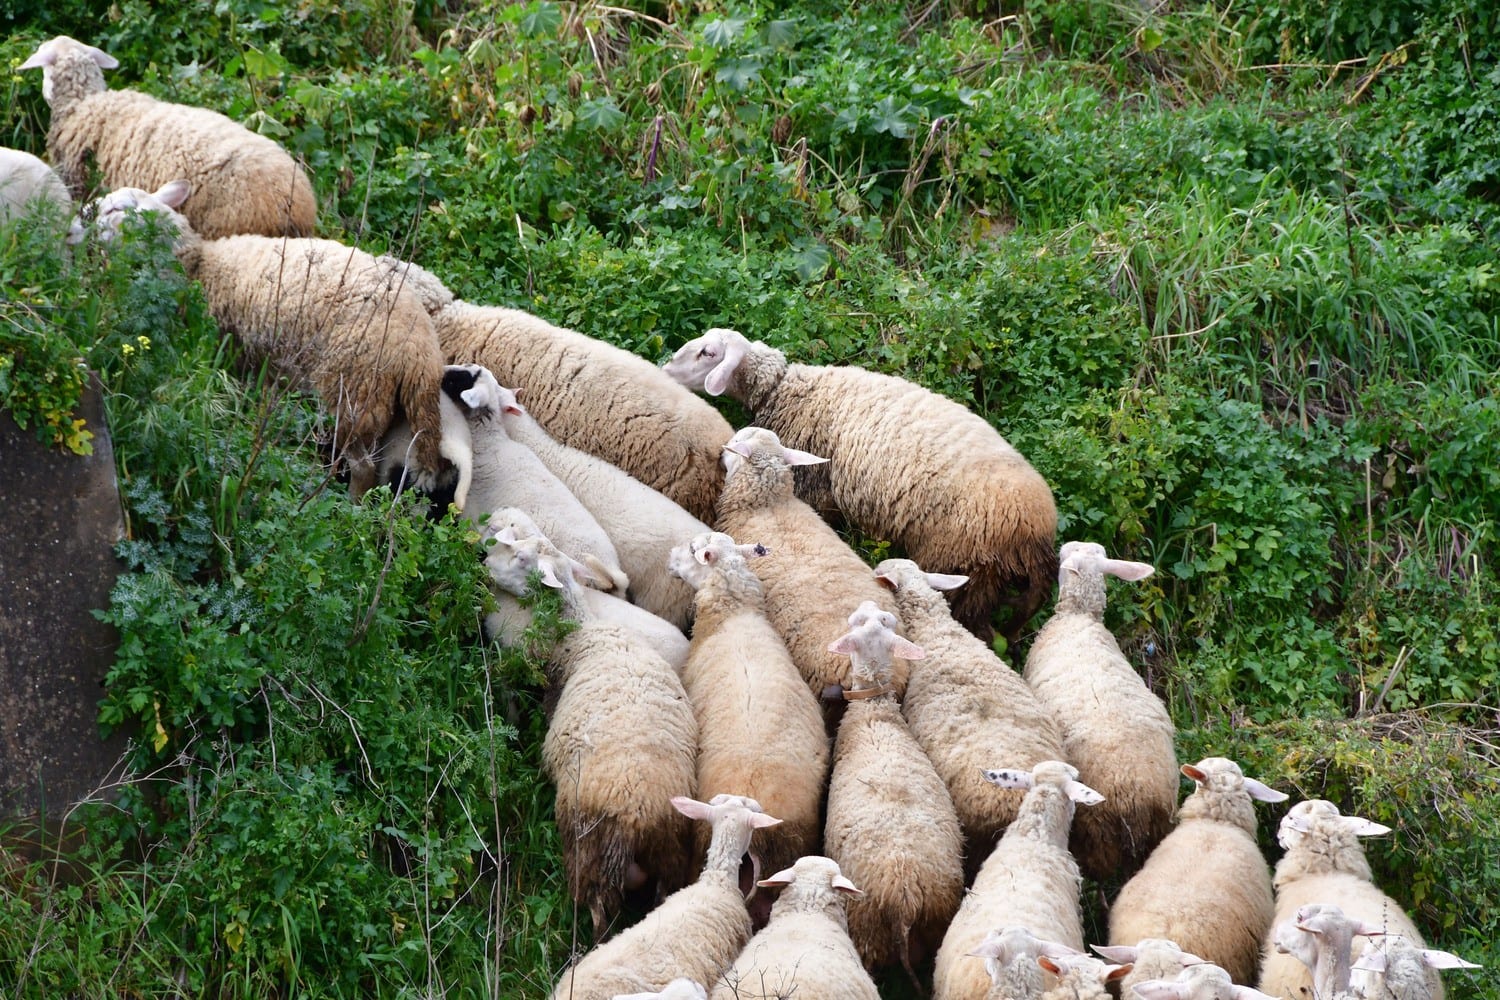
[1023,610,1177,879]
[715,484,901,702]
[711,909,879,1000]
[436,303,731,521]
[1109,819,1274,987]
[544,623,699,928]
[0,147,70,222]
[50,89,315,237]
[193,236,447,485]
[825,698,965,971]
[680,591,826,874]
[751,362,1058,641]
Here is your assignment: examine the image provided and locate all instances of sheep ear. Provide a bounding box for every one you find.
[1180,763,1207,783]
[874,570,898,590]
[827,632,859,655]
[569,555,612,590]
[1353,948,1389,973]
[84,42,119,69]
[831,873,862,897]
[1101,558,1154,581]
[747,812,783,829]
[981,768,1034,790]
[18,45,54,69]
[757,865,796,888]
[1064,779,1105,806]
[703,334,747,396]
[695,546,719,565]
[671,796,713,821]
[1281,810,1315,835]
[735,543,767,559]
[460,385,491,410]
[1244,777,1289,803]
[1342,815,1391,837]
[889,635,926,660]
[1091,945,1138,963]
[779,445,829,466]
[1419,948,1482,970]
[723,438,754,459]
[1037,956,1064,976]
[924,572,969,590]
[1104,964,1133,983]
[155,179,192,210]
[1131,982,1189,1000]
[536,556,567,590]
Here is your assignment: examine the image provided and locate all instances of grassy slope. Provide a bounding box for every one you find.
[1,0,1497,995]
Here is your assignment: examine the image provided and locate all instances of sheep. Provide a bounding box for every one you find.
[1351,935,1481,999]
[1259,799,1422,999]
[611,981,707,1000]
[668,532,827,884]
[966,928,1087,1000]
[710,855,879,1000]
[662,327,1058,642]
[873,557,1066,859]
[823,603,964,981]
[500,393,711,629]
[1132,963,1280,1000]
[1036,953,1133,1000]
[517,545,699,936]
[481,516,689,672]
[932,760,1105,1000]
[1270,904,1388,1000]
[550,794,783,1000]
[72,181,455,498]
[1021,540,1177,880]
[713,427,903,709]
[1109,757,1289,987]
[23,36,316,238]
[1093,938,1209,999]
[0,147,71,225]
[450,364,631,596]
[376,364,478,512]
[429,300,733,522]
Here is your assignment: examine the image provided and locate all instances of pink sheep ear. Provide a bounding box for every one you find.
[779,445,829,466]
[1091,945,1138,964]
[18,45,53,69]
[671,796,713,821]
[83,42,119,68]
[1131,981,1189,1000]
[1418,948,1482,970]
[1180,763,1207,783]
[536,555,568,590]
[1104,964,1133,983]
[827,632,859,655]
[695,546,719,565]
[924,572,969,590]
[1101,558,1154,581]
[1244,777,1289,803]
[723,438,754,459]
[889,635,925,660]
[702,333,747,396]
[747,811,783,829]
[155,179,192,210]
[1342,815,1391,837]
[831,873,862,897]
[757,865,796,888]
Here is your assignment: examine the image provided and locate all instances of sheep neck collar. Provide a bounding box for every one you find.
[843,683,896,701]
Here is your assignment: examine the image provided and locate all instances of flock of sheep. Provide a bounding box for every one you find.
[4,32,1483,1000]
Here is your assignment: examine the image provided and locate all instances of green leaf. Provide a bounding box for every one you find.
[867,96,916,138]
[575,96,625,131]
[1137,26,1164,53]
[789,241,831,283]
[241,46,288,80]
[519,1,562,37]
[702,17,749,48]
[765,18,799,48]
[715,57,763,92]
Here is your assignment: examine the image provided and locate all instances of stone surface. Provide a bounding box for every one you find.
[0,378,129,820]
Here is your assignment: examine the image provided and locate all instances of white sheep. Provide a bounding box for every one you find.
[932,760,1105,1000]
[967,928,1087,1000]
[1036,953,1133,1000]
[1093,938,1209,998]
[1351,934,1480,999]
[481,516,689,673]
[668,532,827,883]
[610,981,707,1000]
[522,555,700,936]
[710,855,879,1000]
[874,557,1066,857]
[823,603,964,981]
[430,300,733,522]
[663,327,1058,643]
[1258,799,1421,999]
[24,36,316,238]
[713,427,903,707]
[453,364,631,596]
[1270,903,1389,999]
[550,794,783,1000]
[500,393,710,629]
[0,147,71,225]
[1022,540,1177,880]
[1109,757,1289,986]
[72,181,457,498]
[376,363,478,511]
[1132,963,1280,1000]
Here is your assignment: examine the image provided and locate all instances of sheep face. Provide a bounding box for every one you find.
[69,180,192,246]
[662,327,752,396]
[667,531,766,589]
[827,612,924,689]
[20,35,116,104]
[720,426,827,478]
[455,366,516,420]
[1276,798,1390,850]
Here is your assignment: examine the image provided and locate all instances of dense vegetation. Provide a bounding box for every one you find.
[2,0,1497,995]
